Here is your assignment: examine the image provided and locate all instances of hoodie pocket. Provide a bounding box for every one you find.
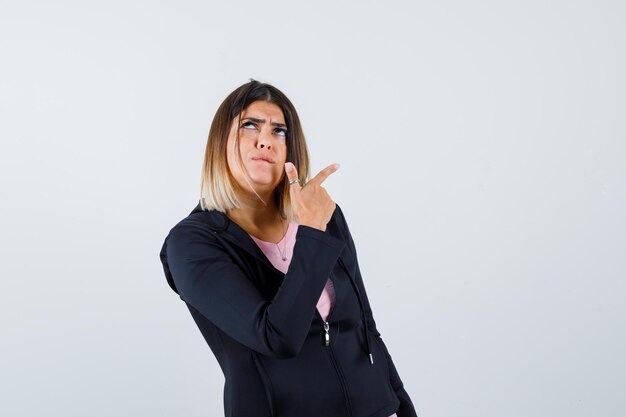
[252,353,275,417]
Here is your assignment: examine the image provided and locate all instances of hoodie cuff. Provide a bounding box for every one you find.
[296,224,346,251]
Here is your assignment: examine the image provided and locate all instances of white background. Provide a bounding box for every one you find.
[1,1,625,416]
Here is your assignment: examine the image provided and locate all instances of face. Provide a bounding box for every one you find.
[226,100,288,197]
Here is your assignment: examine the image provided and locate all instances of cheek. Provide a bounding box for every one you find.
[226,140,245,177]
[276,143,288,160]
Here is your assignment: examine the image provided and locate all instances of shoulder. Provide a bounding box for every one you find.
[163,204,226,251]
[159,205,231,296]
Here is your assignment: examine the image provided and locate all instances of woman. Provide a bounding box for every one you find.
[159,80,418,417]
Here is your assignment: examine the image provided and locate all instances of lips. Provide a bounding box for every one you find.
[251,156,274,163]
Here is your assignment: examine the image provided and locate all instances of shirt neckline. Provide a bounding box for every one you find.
[248,221,297,245]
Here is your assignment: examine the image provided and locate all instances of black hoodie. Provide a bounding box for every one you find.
[159,202,418,417]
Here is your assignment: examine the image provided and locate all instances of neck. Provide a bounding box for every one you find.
[226,190,284,230]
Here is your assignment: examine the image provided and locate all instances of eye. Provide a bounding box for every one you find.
[241,121,257,130]
[274,128,287,137]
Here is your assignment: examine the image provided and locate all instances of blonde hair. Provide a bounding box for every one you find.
[200,79,311,222]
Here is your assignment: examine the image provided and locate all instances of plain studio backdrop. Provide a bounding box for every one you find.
[1,1,624,416]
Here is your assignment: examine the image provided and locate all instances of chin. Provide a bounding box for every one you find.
[248,169,279,181]
[248,175,280,188]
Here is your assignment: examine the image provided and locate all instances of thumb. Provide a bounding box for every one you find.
[284,162,298,182]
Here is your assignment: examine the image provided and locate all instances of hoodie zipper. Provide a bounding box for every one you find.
[316,282,353,417]
[337,257,375,365]
[323,321,330,346]
[327,341,354,417]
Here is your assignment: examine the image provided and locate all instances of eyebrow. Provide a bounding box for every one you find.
[242,117,288,129]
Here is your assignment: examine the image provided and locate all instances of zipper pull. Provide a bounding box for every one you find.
[323,321,330,347]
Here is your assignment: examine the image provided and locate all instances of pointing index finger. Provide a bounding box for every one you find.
[308,163,340,187]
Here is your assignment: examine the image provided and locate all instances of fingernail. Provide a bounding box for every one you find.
[334,163,340,169]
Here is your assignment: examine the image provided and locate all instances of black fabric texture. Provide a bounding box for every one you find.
[160,202,418,417]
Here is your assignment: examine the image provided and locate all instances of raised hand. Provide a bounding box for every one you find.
[284,162,340,232]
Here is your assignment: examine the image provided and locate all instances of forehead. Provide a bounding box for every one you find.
[241,100,285,122]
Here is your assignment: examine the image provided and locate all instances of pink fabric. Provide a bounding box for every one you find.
[248,222,397,417]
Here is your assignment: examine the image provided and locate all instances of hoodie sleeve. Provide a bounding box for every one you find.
[335,205,419,417]
[162,216,345,359]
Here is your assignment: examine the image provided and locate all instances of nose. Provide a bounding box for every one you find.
[256,126,273,149]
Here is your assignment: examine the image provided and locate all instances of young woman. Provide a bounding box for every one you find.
[160,80,418,417]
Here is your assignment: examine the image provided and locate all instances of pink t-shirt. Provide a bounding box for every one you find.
[248,222,398,417]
